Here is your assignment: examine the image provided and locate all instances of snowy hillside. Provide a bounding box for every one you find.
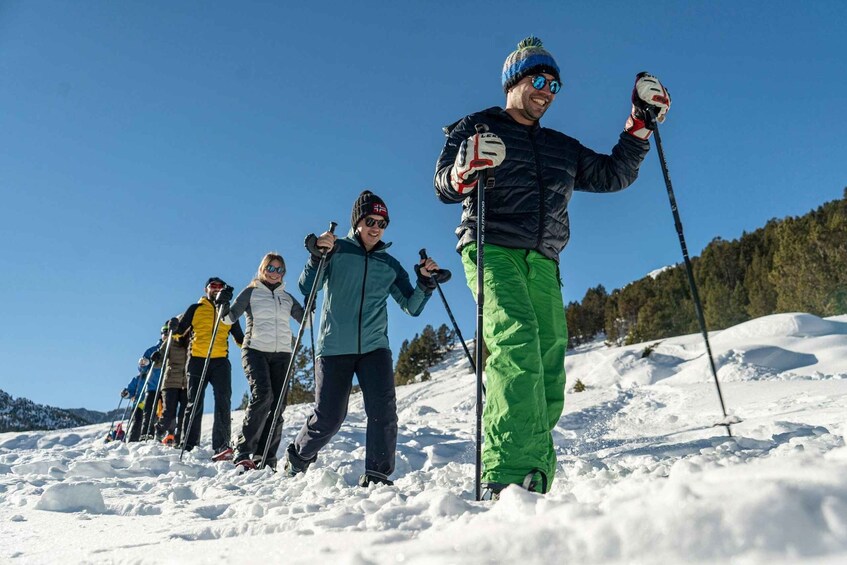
[1,312,847,564]
[0,389,88,433]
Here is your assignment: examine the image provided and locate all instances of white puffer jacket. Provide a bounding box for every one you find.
[225,282,307,353]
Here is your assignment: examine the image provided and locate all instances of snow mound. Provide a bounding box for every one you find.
[714,313,847,344]
[35,482,106,513]
[736,345,818,372]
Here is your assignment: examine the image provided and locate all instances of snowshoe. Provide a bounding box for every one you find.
[211,447,234,462]
[161,434,175,447]
[234,458,257,472]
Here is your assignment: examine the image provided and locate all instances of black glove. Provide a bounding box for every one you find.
[167,317,179,332]
[305,233,338,263]
[414,264,437,292]
[213,285,232,317]
[120,389,130,398]
[215,285,234,304]
[433,269,452,284]
[151,351,162,363]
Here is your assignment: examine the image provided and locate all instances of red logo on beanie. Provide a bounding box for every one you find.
[372,203,388,217]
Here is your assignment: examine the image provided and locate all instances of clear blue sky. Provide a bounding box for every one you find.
[1,1,845,411]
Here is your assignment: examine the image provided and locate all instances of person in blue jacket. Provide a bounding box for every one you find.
[122,331,164,442]
[284,190,441,487]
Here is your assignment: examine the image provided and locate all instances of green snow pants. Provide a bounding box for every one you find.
[462,243,567,487]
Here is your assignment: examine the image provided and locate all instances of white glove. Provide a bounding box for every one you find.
[625,72,671,140]
[450,132,506,194]
[138,357,150,367]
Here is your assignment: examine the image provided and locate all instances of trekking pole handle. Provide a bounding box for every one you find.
[419,248,443,279]
[322,222,338,257]
[473,123,495,190]
[643,105,659,131]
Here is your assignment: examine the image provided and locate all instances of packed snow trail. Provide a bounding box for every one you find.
[1,313,847,564]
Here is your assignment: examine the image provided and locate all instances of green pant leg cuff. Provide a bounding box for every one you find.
[482,470,531,486]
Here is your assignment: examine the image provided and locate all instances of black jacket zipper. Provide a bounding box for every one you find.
[528,127,545,250]
[357,250,370,355]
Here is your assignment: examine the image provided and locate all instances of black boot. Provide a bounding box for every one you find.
[358,472,394,487]
[283,443,316,477]
[481,482,509,501]
[481,469,549,501]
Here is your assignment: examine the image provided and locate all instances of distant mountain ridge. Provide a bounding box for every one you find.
[65,407,124,425]
[0,389,115,433]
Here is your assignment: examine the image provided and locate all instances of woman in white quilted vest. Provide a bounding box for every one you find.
[225,252,308,470]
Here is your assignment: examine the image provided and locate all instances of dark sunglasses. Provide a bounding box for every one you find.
[531,75,561,94]
[265,265,284,274]
[364,217,388,229]
[207,282,224,290]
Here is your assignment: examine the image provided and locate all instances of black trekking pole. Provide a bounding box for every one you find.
[143,331,174,440]
[179,303,227,461]
[258,221,337,470]
[418,248,477,374]
[644,105,735,437]
[125,361,157,443]
[473,123,494,501]
[117,394,132,425]
[309,309,316,383]
[104,396,126,442]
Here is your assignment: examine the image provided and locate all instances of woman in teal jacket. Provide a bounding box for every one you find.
[285,191,440,487]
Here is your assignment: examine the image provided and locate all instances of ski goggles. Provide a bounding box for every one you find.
[530,75,561,95]
[364,217,388,229]
[265,265,284,274]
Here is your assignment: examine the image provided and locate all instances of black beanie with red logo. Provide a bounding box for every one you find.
[351,190,389,229]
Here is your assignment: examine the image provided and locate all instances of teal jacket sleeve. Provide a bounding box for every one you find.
[388,261,430,316]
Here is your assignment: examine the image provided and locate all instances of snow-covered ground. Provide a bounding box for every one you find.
[2,312,847,564]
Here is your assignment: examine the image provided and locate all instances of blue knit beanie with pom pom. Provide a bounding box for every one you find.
[501,36,560,93]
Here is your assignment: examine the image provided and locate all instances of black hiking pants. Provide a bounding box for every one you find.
[183,357,232,452]
[157,387,188,443]
[235,348,292,466]
[128,391,156,442]
[293,348,397,478]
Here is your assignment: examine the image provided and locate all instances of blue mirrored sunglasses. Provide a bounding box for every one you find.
[364,217,388,229]
[265,265,284,274]
[531,75,561,94]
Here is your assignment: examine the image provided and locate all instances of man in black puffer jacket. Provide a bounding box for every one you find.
[434,36,670,498]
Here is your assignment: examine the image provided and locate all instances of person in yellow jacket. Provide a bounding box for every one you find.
[174,277,244,459]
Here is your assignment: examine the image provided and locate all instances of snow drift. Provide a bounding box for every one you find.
[1,312,847,564]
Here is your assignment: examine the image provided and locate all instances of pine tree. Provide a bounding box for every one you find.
[287,345,315,404]
[435,323,456,352]
[395,324,456,385]
[770,194,847,316]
